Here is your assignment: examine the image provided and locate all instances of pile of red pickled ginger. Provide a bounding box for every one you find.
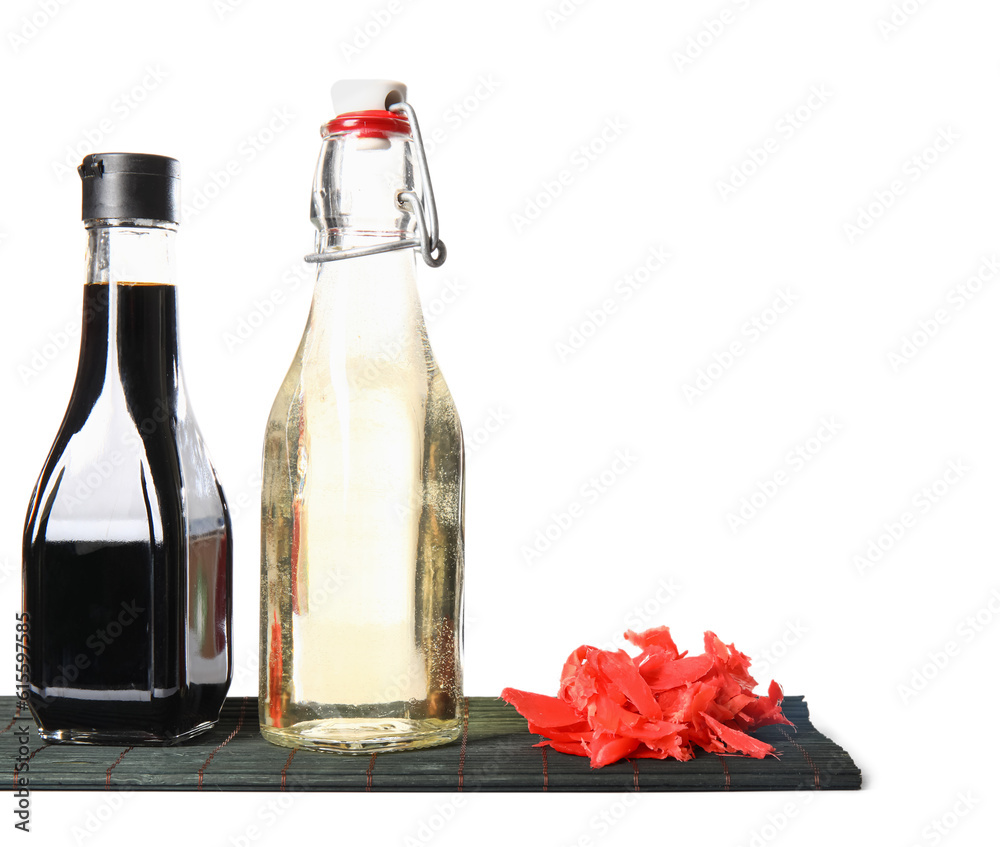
[501,626,793,768]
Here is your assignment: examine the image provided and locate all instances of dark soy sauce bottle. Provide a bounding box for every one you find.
[22,153,233,744]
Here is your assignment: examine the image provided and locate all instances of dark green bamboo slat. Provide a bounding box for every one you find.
[1,695,861,792]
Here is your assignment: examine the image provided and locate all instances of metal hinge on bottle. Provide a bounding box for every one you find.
[304,100,447,269]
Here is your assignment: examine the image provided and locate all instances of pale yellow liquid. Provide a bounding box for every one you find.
[259,251,464,753]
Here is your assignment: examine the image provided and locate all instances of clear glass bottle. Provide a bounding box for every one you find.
[22,153,233,744]
[260,82,465,753]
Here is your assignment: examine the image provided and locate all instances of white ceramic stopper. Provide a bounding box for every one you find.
[330,79,407,116]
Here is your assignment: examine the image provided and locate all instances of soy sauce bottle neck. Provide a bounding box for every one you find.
[79,221,182,406]
[85,221,178,287]
[77,153,183,390]
[79,152,180,288]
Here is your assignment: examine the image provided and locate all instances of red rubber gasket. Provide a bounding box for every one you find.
[322,110,411,139]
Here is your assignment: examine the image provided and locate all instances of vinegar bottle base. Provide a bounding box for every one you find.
[260,717,462,754]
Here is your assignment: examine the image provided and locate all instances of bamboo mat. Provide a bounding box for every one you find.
[1,695,860,791]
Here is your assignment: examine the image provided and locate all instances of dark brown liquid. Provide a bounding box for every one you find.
[23,283,232,742]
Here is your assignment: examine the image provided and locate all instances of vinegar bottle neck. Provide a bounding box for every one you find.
[306,115,429,347]
[310,116,419,252]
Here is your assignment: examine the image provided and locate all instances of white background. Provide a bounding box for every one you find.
[1,0,998,844]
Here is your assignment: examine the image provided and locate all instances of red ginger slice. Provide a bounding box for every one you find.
[559,646,600,709]
[702,713,777,758]
[590,733,641,768]
[537,738,589,756]
[594,649,660,719]
[629,738,694,761]
[704,631,757,689]
[500,687,581,729]
[638,652,714,691]
[740,679,794,728]
[527,721,592,744]
[624,626,682,659]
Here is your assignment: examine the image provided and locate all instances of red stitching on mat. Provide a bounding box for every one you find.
[541,746,549,792]
[365,752,377,791]
[105,746,134,789]
[280,749,297,791]
[0,702,24,736]
[777,726,821,789]
[198,697,247,789]
[720,756,731,790]
[632,760,640,792]
[12,744,45,790]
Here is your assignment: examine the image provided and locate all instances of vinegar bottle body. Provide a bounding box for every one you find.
[22,154,232,744]
[260,98,464,753]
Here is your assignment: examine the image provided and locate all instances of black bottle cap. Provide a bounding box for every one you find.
[78,153,181,223]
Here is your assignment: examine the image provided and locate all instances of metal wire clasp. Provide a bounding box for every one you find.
[304,100,447,268]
